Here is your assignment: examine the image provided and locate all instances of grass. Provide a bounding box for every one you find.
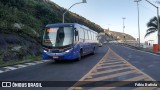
[0,55,41,68]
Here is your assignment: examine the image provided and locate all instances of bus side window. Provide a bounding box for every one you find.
[91,32,93,40]
[84,30,88,40]
[79,27,84,39]
[96,34,98,40]
[93,33,95,40]
[88,31,91,40]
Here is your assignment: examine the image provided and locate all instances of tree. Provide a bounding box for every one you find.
[145,16,160,44]
[145,16,158,37]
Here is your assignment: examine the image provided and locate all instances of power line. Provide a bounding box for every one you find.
[139,3,157,13]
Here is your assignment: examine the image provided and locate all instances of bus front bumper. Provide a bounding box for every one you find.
[42,49,76,60]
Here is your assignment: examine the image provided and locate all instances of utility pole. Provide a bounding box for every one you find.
[134,0,141,47]
[122,17,126,42]
[145,0,160,44]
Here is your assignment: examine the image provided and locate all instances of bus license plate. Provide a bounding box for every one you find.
[53,56,59,59]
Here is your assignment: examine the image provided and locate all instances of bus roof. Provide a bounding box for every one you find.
[46,23,98,33]
[46,23,76,28]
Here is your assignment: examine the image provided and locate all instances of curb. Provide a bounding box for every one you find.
[117,43,160,55]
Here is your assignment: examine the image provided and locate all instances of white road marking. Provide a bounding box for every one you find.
[4,66,17,70]
[25,62,36,65]
[44,60,51,62]
[34,61,44,64]
[42,60,50,62]
[0,70,4,73]
[0,60,51,74]
[15,64,27,68]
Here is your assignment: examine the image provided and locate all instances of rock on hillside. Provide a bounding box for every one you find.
[110,31,136,40]
[0,33,41,62]
[104,29,136,41]
[0,0,104,62]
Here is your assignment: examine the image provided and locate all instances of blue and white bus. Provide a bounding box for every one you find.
[42,23,98,61]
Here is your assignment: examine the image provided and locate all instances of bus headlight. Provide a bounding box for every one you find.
[44,50,47,52]
[65,48,72,53]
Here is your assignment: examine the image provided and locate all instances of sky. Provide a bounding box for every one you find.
[51,0,160,44]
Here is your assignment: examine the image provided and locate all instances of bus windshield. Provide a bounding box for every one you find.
[43,27,73,47]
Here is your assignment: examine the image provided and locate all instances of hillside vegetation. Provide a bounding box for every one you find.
[0,0,103,63]
[0,0,135,65]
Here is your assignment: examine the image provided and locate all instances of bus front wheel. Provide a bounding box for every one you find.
[91,47,96,55]
[77,49,83,61]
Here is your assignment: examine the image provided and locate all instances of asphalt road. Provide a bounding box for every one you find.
[1,44,160,90]
[0,45,109,90]
[108,43,160,81]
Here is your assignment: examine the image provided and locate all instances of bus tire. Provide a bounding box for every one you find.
[91,47,96,55]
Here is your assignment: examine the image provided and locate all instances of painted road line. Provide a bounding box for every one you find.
[68,48,115,89]
[107,57,119,59]
[3,66,17,70]
[100,59,124,63]
[90,67,132,76]
[84,70,137,81]
[89,75,148,90]
[25,62,36,65]
[42,60,51,62]
[96,64,128,69]
[68,47,158,90]
[99,61,125,65]
[72,62,136,87]
[109,48,156,81]
[0,60,47,74]
[0,70,4,73]
[33,61,44,64]
[133,87,157,90]
[73,87,82,90]
[15,64,27,68]
[68,48,110,90]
